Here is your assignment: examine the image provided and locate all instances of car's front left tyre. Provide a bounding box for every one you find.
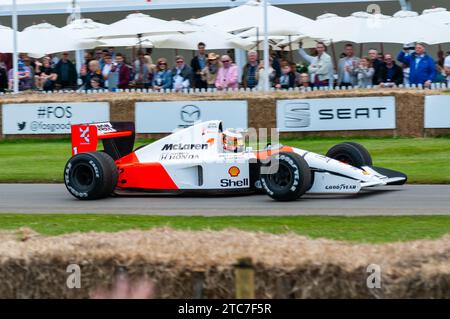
[64,151,118,200]
[326,142,373,168]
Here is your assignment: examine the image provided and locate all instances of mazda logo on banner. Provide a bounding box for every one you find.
[180,105,201,123]
[135,101,248,134]
[277,97,396,132]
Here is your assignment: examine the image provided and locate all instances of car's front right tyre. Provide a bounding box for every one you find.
[64,151,118,200]
[260,152,312,201]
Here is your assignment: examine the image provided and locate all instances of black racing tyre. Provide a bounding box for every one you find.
[260,152,311,201]
[342,142,373,166]
[326,142,373,168]
[64,151,118,200]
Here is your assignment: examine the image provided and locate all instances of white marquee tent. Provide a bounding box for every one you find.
[148,21,254,50]
[20,22,100,54]
[2,0,450,93]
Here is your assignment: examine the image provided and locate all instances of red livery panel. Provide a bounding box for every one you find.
[116,153,178,190]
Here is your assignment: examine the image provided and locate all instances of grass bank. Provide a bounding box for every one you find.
[1,214,449,243]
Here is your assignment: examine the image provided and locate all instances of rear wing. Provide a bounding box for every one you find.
[71,122,135,160]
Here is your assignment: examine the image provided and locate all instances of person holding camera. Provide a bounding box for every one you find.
[397,42,436,88]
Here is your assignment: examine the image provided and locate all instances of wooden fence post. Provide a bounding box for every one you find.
[234,257,255,299]
[192,271,205,299]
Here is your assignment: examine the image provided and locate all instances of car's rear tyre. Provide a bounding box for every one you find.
[326,142,373,168]
[260,152,311,201]
[64,151,118,200]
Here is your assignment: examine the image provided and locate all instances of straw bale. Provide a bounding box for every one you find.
[0,228,448,298]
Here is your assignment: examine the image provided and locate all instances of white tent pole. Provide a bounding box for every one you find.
[398,0,412,10]
[12,0,19,94]
[70,0,84,85]
[263,0,270,92]
[75,50,84,85]
[67,0,84,85]
[235,48,245,82]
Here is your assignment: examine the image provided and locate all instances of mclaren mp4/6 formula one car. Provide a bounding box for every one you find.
[64,120,407,201]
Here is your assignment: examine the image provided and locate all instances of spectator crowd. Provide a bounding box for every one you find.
[1,41,450,93]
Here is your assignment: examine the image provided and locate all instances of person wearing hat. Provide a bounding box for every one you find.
[201,53,221,89]
[397,42,436,88]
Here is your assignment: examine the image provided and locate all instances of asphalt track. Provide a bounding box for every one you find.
[0,184,449,215]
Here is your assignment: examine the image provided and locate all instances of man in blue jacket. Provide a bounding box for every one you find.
[397,43,436,88]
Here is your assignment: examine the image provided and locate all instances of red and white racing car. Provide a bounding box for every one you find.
[64,120,407,201]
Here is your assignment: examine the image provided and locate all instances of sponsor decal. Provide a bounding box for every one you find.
[325,184,358,191]
[287,104,388,128]
[207,122,218,129]
[160,153,200,160]
[180,105,201,124]
[220,178,249,188]
[207,138,215,146]
[218,153,240,158]
[284,103,311,128]
[135,101,248,134]
[228,166,240,177]
[95,122,116,133]
[277,98,396,132]
[318,108,388,121]
[90,160,100,178]
[161,143,208,151]
[79,126,91,144]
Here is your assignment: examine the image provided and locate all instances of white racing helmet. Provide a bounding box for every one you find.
[222,129,244,153]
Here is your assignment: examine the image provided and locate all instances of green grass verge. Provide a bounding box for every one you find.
[1,137,450,183]
[1,214,449,243]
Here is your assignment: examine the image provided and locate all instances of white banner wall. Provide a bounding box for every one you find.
[424,95,450,129]
[2,103,110,134]
[277,97,396,132]
[135,101,248,133]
